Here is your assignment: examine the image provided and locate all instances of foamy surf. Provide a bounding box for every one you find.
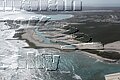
[0,22,44,80]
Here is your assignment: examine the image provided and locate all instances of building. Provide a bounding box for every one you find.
[0,0,82,11]
[105,73,120,80]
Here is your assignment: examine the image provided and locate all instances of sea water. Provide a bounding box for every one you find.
[37,49,120,80]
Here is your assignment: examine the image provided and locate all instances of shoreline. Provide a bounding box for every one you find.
[80,51,117,63]
[16,28,77,50]
[10,12,120,63]
[14,27,120,63]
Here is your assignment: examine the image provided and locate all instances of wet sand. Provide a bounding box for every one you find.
[19,28,77,50]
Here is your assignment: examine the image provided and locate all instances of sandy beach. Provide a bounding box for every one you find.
[20,28,77,50]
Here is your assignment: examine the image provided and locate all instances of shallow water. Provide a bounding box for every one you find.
[35,28,51,44]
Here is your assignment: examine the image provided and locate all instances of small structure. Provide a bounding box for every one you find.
[73,42,103,50]
[60,45,76,50]
[105,73,120,80]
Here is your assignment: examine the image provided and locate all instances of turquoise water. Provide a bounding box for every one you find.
[35,29,51,44]
[42,50,120,80]
[47,14,74,20]
[58,51,120,80]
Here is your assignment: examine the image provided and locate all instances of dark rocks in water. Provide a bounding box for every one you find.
[15,29,25,32]
[63,24,93,42]
[74,32,92,42]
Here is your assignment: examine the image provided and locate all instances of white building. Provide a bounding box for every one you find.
[56,0,64,11]
[0,0,82,11]
[62,0,82,11]
[105,73,120,80]
[40,0,48,11]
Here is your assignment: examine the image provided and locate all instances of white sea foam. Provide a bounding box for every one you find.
[0,22,41,80]
[72,74,82,80]
[60,70,71,74]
